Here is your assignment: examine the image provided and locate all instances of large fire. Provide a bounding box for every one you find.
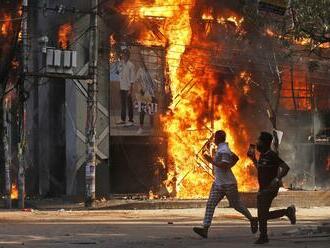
[117,1,258,198]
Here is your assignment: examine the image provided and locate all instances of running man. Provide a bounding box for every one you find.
[193,130,258,238]
[247,131,296,244]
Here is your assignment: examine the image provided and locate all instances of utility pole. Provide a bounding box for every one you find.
[18,0,28,209]
[311,83,317,189]
[85,0,98,207]
[210,90,214,132]
[3,99,12,209]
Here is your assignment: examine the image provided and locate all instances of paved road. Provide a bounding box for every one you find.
[0,208,329,247]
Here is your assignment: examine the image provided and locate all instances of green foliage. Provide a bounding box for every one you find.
[291,0,330,44]
[242,0,330,59]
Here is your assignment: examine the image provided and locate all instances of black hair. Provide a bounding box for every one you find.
[214,130,226,144]
[259,131,273,146]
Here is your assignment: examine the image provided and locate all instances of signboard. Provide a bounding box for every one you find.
[109,45,166,136]
[258,0,290,15]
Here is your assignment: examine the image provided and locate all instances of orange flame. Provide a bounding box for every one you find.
[264,27,330,49]
[10,183,18,199]
[226,16,244,28]
[11,59,19,69]
[295,37,310,46]
[118,1,258,198]
[0,13,13,36]
[200,8,245,35]
[280,69,311,111]
[265,28,275,37]
[201,8,214,21]
[58,23,72,49]
[240,71,252,95]
[201,8,244,28]
[109,34,117,63]
[320,43,330,49]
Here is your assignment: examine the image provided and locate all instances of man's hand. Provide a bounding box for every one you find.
[247,153,257,165]
[247,148,257,166]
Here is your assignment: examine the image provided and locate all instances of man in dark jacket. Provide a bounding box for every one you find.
[248,131,296,244]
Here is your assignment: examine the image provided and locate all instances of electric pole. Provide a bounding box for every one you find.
[85,0,98,207]
[3,99,12,209]
[18,0,28,209]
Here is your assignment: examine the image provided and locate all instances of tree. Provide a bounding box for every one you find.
[290,0,330,45]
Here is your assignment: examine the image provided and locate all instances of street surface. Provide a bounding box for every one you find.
[0,207,329,247]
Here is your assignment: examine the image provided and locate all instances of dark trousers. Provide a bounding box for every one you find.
[120,90,133,122]
[257,189,287,237]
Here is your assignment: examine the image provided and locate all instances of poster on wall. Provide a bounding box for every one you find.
[109,44,166,136]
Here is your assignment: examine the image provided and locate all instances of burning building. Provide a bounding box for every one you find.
[0,0,329,202]
[108,0,330,196]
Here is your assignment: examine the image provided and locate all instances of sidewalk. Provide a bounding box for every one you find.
[3,190,329,211]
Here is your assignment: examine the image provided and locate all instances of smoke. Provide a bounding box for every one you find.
[313,113,323,136]
[278,111,329,190]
